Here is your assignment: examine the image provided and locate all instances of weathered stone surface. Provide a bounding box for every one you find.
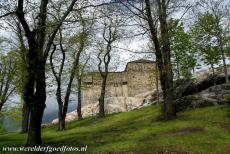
[51,110,78,124]
[175,95,217,112]
[51,91,156,124]
[175,84,230,112]
[196,74,227,91]
[173,74,230,100]
[82,59,157,105]
[173,79,197,100]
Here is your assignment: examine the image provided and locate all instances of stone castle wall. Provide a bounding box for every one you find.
[82,60,157,105]
[126,62,156,96]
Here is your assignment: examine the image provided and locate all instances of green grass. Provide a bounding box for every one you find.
[0,127,5,135]
[0,121,6,135]
[0,105,230,154]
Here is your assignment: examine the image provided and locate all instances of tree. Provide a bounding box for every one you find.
[120,0,199,118]
[49,6,94,129]
[97,15,121,117]
[76,56,90,120]
[0,0,79,146]
[196,0,230,83]
[50,31,66,131]
[144,0,176,119]
[201,46,220,84]
[117,0,177,119]
[14,22,30,133]
[1,17,31,133]
[0,52,17,111]
[169,19,197,79]
[190,12,222,84]
[50,24,89,130]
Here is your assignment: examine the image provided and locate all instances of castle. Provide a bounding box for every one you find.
[82,59,157,105]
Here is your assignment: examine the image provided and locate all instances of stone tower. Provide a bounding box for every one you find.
[125,59,156,96]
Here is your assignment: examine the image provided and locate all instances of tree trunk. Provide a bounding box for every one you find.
[16,0,78,145]
[57,90,64,131]
[0,103,3,111]
[17,24,29,133]
[155,63,160,104]
[217,20,228,83]
[61,51,81,129]
[145,0,176,120]
[211,63,216,86]
[220,46,228,83]
[99,76,107,118]
[21,99,29,133]
[158,0,175,120]
[77,77,83,120]
[58,117,65,131]
[26,103,45,146]
[57,103,65,130]
[162,71,175,119]
[50,41,66,131]
[97,21,114,118]
[26,61,46,146]
[16,0,48,146]
[176,61,180,79]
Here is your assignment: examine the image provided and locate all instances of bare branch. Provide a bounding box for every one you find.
[0,12,15,19]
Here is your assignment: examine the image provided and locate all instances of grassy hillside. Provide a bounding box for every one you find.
[1,105,230,154]
[0,124,5,135]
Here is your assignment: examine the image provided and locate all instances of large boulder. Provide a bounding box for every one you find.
[199,84,230,104]
[173,74,230,100]
[175,84,230,112]
[175,95,218,112]
[196,74,227,92]
[174,79,197,100]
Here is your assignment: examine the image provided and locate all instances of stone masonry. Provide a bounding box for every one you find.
[82,59,157,105]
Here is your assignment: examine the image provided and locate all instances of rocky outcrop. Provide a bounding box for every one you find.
[173,79,197,99]
[174,74,230,100]
[51,92,156,124]
[176,84,230,112]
